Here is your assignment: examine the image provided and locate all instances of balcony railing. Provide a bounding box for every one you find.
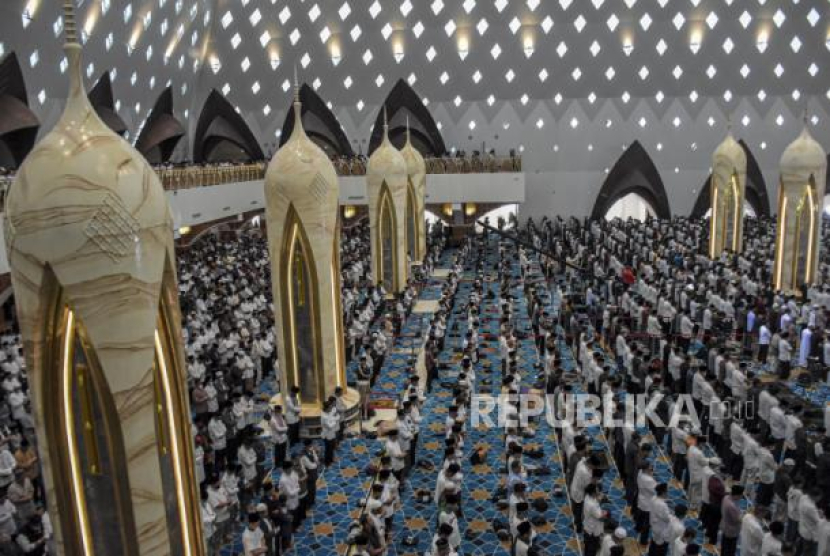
[0,155,522,199]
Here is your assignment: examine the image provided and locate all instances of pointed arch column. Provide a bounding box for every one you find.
[367,118,409,294]
[774,127,827,292]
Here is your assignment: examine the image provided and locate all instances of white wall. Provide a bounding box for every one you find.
[0,172,525,275]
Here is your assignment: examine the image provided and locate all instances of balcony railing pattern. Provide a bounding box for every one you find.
[0,155,522,202]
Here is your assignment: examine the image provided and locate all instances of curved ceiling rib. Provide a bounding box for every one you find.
[690,175,712,219]
[0,52,39,169]
[279,83,353,157]
[193,89,264,163]
[88,72,127,137]
[591,140,671,220]
[135,87,185,164]
[368,79,445,157]
[739,139,770,216]
[690,140,770,218]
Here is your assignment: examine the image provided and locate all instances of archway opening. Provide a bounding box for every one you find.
[604,192,656,222]
[702,201,757,219]
[476,204,519,232]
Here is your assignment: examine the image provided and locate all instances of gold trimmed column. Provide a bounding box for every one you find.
[773,121,827,293]
[264,80,359,435]
[4,5,204,555]
[367,111,409,293]
[400,122,427,262]
[709,127,747,258]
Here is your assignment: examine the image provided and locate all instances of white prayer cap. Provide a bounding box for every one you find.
[783,459,795,466]
[614,527,627,539]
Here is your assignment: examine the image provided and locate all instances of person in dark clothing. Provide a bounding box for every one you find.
[624,432,642,505]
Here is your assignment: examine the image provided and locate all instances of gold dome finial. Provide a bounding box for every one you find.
[63,0,79,46]
[291,65,305,139]
[405,115,411,144]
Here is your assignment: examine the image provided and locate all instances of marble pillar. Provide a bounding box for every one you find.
[709,130,747,258]
[773,125,827,293]
[401,126,427,262]
[4,10,203,555]
[264,86,359,429]
[367,116,409,294]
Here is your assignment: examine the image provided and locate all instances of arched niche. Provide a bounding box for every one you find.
[0,52,39,168]
[591,141,670,220]
[135,87,185,164]
[368,79,445,156]
[279,84,353,157]
[88,72,127,136]
[193,89,264,163]
[604,191,657,222]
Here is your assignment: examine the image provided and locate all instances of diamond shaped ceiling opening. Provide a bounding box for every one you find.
[4,0,829,160]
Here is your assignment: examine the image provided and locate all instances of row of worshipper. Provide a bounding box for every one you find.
[523,215,830,556]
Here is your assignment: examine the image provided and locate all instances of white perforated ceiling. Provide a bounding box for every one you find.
[2,0,830,214]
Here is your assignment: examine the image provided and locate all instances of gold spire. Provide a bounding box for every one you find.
[291,65,305,139]
[63,0,79,46]
[405,116,411,145]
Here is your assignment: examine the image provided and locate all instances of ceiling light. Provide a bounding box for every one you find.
[523,35,534,57]
[690,29,702,53]
[622,36,633,56]
[393,41,404,62]
[458,36,469,59]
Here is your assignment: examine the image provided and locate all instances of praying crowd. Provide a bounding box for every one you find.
[518,214,830,556]
[0,210,828,556]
